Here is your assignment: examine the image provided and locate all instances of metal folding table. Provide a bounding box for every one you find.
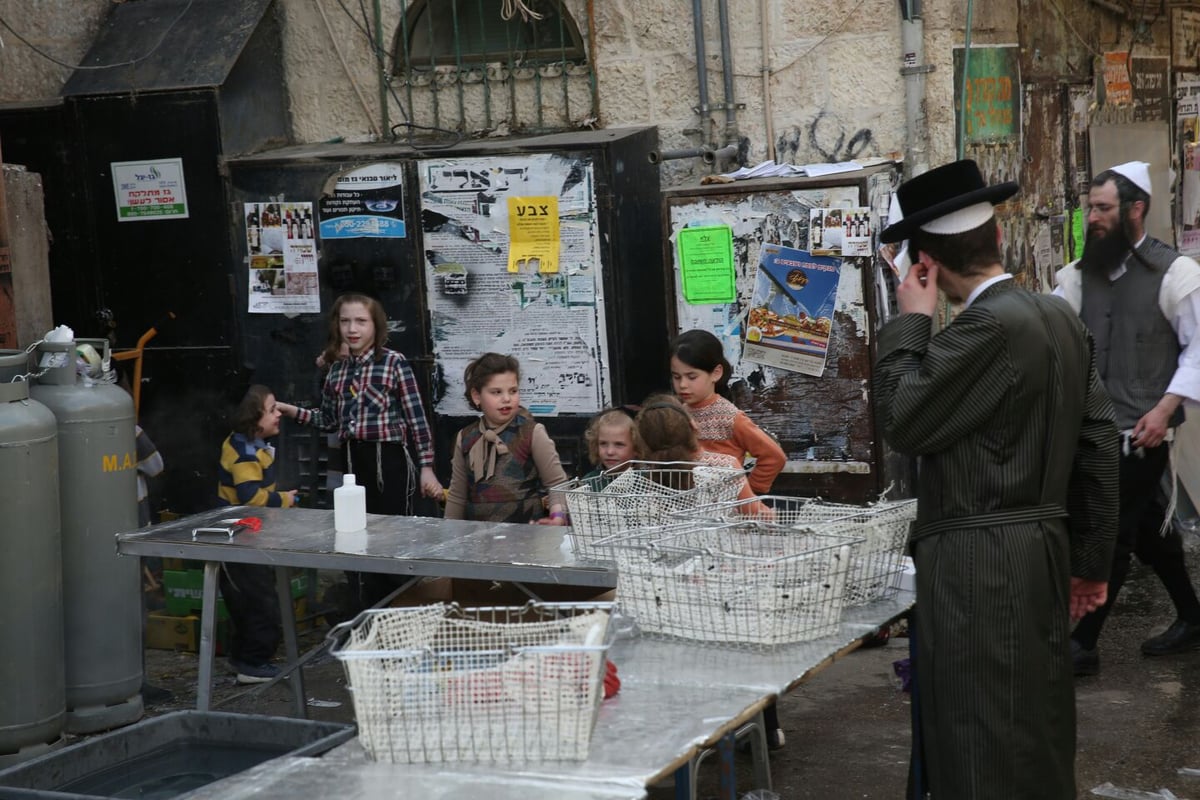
[116,507,616,715]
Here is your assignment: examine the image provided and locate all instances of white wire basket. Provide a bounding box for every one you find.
[598,521,863,650]
[677,495,917,606]
[552,461,746,560]
[328,601,614,764]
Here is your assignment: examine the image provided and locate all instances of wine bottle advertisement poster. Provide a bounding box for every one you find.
[244,201,320,314]
[808,206,871,257]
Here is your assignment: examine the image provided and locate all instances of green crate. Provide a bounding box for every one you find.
[162,570,229,619]
[162,569,307,617]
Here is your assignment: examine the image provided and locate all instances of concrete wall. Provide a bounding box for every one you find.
[0,0,110,101]
[1,0,1144,188]
[2,164,52,348]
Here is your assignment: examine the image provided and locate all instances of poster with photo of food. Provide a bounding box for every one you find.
[742,244,841,376]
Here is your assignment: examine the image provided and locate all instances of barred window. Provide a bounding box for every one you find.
[394,0,586,70]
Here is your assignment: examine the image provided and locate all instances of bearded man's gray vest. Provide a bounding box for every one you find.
[1080,237,1185,430]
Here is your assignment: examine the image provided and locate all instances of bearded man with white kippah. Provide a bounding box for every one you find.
[1055,161,1200,676]
[874,159,1118,799]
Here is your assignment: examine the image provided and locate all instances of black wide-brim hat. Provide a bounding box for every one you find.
[879,159,1018,243]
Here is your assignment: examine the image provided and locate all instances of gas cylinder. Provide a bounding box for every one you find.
[31,338,143,734]
[0,351,64,766]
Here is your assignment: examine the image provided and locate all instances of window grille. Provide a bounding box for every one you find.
[390,0,597,138]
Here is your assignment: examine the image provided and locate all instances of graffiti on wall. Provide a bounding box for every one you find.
[775,111,877,165]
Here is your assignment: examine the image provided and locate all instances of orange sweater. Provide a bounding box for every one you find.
[688,394,785,494]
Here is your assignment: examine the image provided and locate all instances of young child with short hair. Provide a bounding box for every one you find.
[581,407,639,478]
[216,384,296,684]
[444,353,568,525]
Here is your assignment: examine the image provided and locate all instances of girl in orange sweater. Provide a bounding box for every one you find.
[668,330,785,495]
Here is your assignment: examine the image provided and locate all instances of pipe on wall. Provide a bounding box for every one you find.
[692,0,713,144]
[647,145,736,165]
[899,0,929,177]
[716,0,739,146]
[761,0,775,162]
[957,0,975,160]
[373,0,390,137]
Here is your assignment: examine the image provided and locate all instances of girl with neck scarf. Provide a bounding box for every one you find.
[444,353,569,525]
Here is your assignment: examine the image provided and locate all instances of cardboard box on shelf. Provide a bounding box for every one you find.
[145,595,309,655]
[145,612,231,655]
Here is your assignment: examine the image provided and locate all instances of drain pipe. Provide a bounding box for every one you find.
[647,144,738,165]
[716,0,740,147]
[899,0,930,177]
[692,0,712,144]
[761,0,775,162]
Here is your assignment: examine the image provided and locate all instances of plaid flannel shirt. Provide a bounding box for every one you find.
[295,348,434,467]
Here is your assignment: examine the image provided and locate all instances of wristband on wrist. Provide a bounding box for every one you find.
[550,510,567,521]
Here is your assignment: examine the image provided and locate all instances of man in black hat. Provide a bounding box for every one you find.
[873,159,1118,799]
[1055,162,1200,675]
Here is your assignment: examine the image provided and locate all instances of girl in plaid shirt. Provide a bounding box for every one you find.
[279,293,443,515]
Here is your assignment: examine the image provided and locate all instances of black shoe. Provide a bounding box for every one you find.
[1071,639,1099,676]
[1141,618,1200,656]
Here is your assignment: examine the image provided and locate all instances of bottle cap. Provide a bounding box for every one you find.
[343,474,357,487]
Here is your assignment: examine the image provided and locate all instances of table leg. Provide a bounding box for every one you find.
[736,711,772,792]
[673,763,692,800]
[275,567,307,718]
[197,561,220,711]
[717,731,736,799]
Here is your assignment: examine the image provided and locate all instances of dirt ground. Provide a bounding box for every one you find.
[126,540,1200,800]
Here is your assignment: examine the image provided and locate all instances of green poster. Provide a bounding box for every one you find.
[1071,208,1085,263]
[678,225,735,304]
[953,46,1021,143]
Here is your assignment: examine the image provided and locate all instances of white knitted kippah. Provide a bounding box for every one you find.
[1110,160,1152,197]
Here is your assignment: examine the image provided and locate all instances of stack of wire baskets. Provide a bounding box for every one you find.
[328,601,613,763]
[680,495,918,606]
[552,461,746,559]
[596,520,864,649]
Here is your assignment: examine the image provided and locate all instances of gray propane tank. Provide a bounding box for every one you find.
[0,351,64,766]
[31,338,143,734]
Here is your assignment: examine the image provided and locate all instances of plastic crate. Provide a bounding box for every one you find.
[552,461,745,559]
[600,521,862,650]
[680,496,917,606]
[328,602,613,764]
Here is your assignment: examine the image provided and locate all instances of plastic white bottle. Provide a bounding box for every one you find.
[334,473,367,533]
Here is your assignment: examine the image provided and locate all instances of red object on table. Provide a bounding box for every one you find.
[603,659,621,699]
[234,517,263,533]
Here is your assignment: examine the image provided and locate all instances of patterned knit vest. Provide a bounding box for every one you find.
[690,395,739,443]
[458,410,543,523]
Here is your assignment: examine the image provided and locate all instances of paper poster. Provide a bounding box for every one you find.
[677,225,736,304]
[111,158,189,221]
[507,195,560,273]
[1131,56,1170,122]
[420,153,609,416]
[1173,8,1200,69]
[742,244,841,376]
[810,207,869,256]
[1070,208,1085,263]
[1103,52,1133,106]
[953,45,1020,142]
[245,201,320,314]
[318,163,407,239]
